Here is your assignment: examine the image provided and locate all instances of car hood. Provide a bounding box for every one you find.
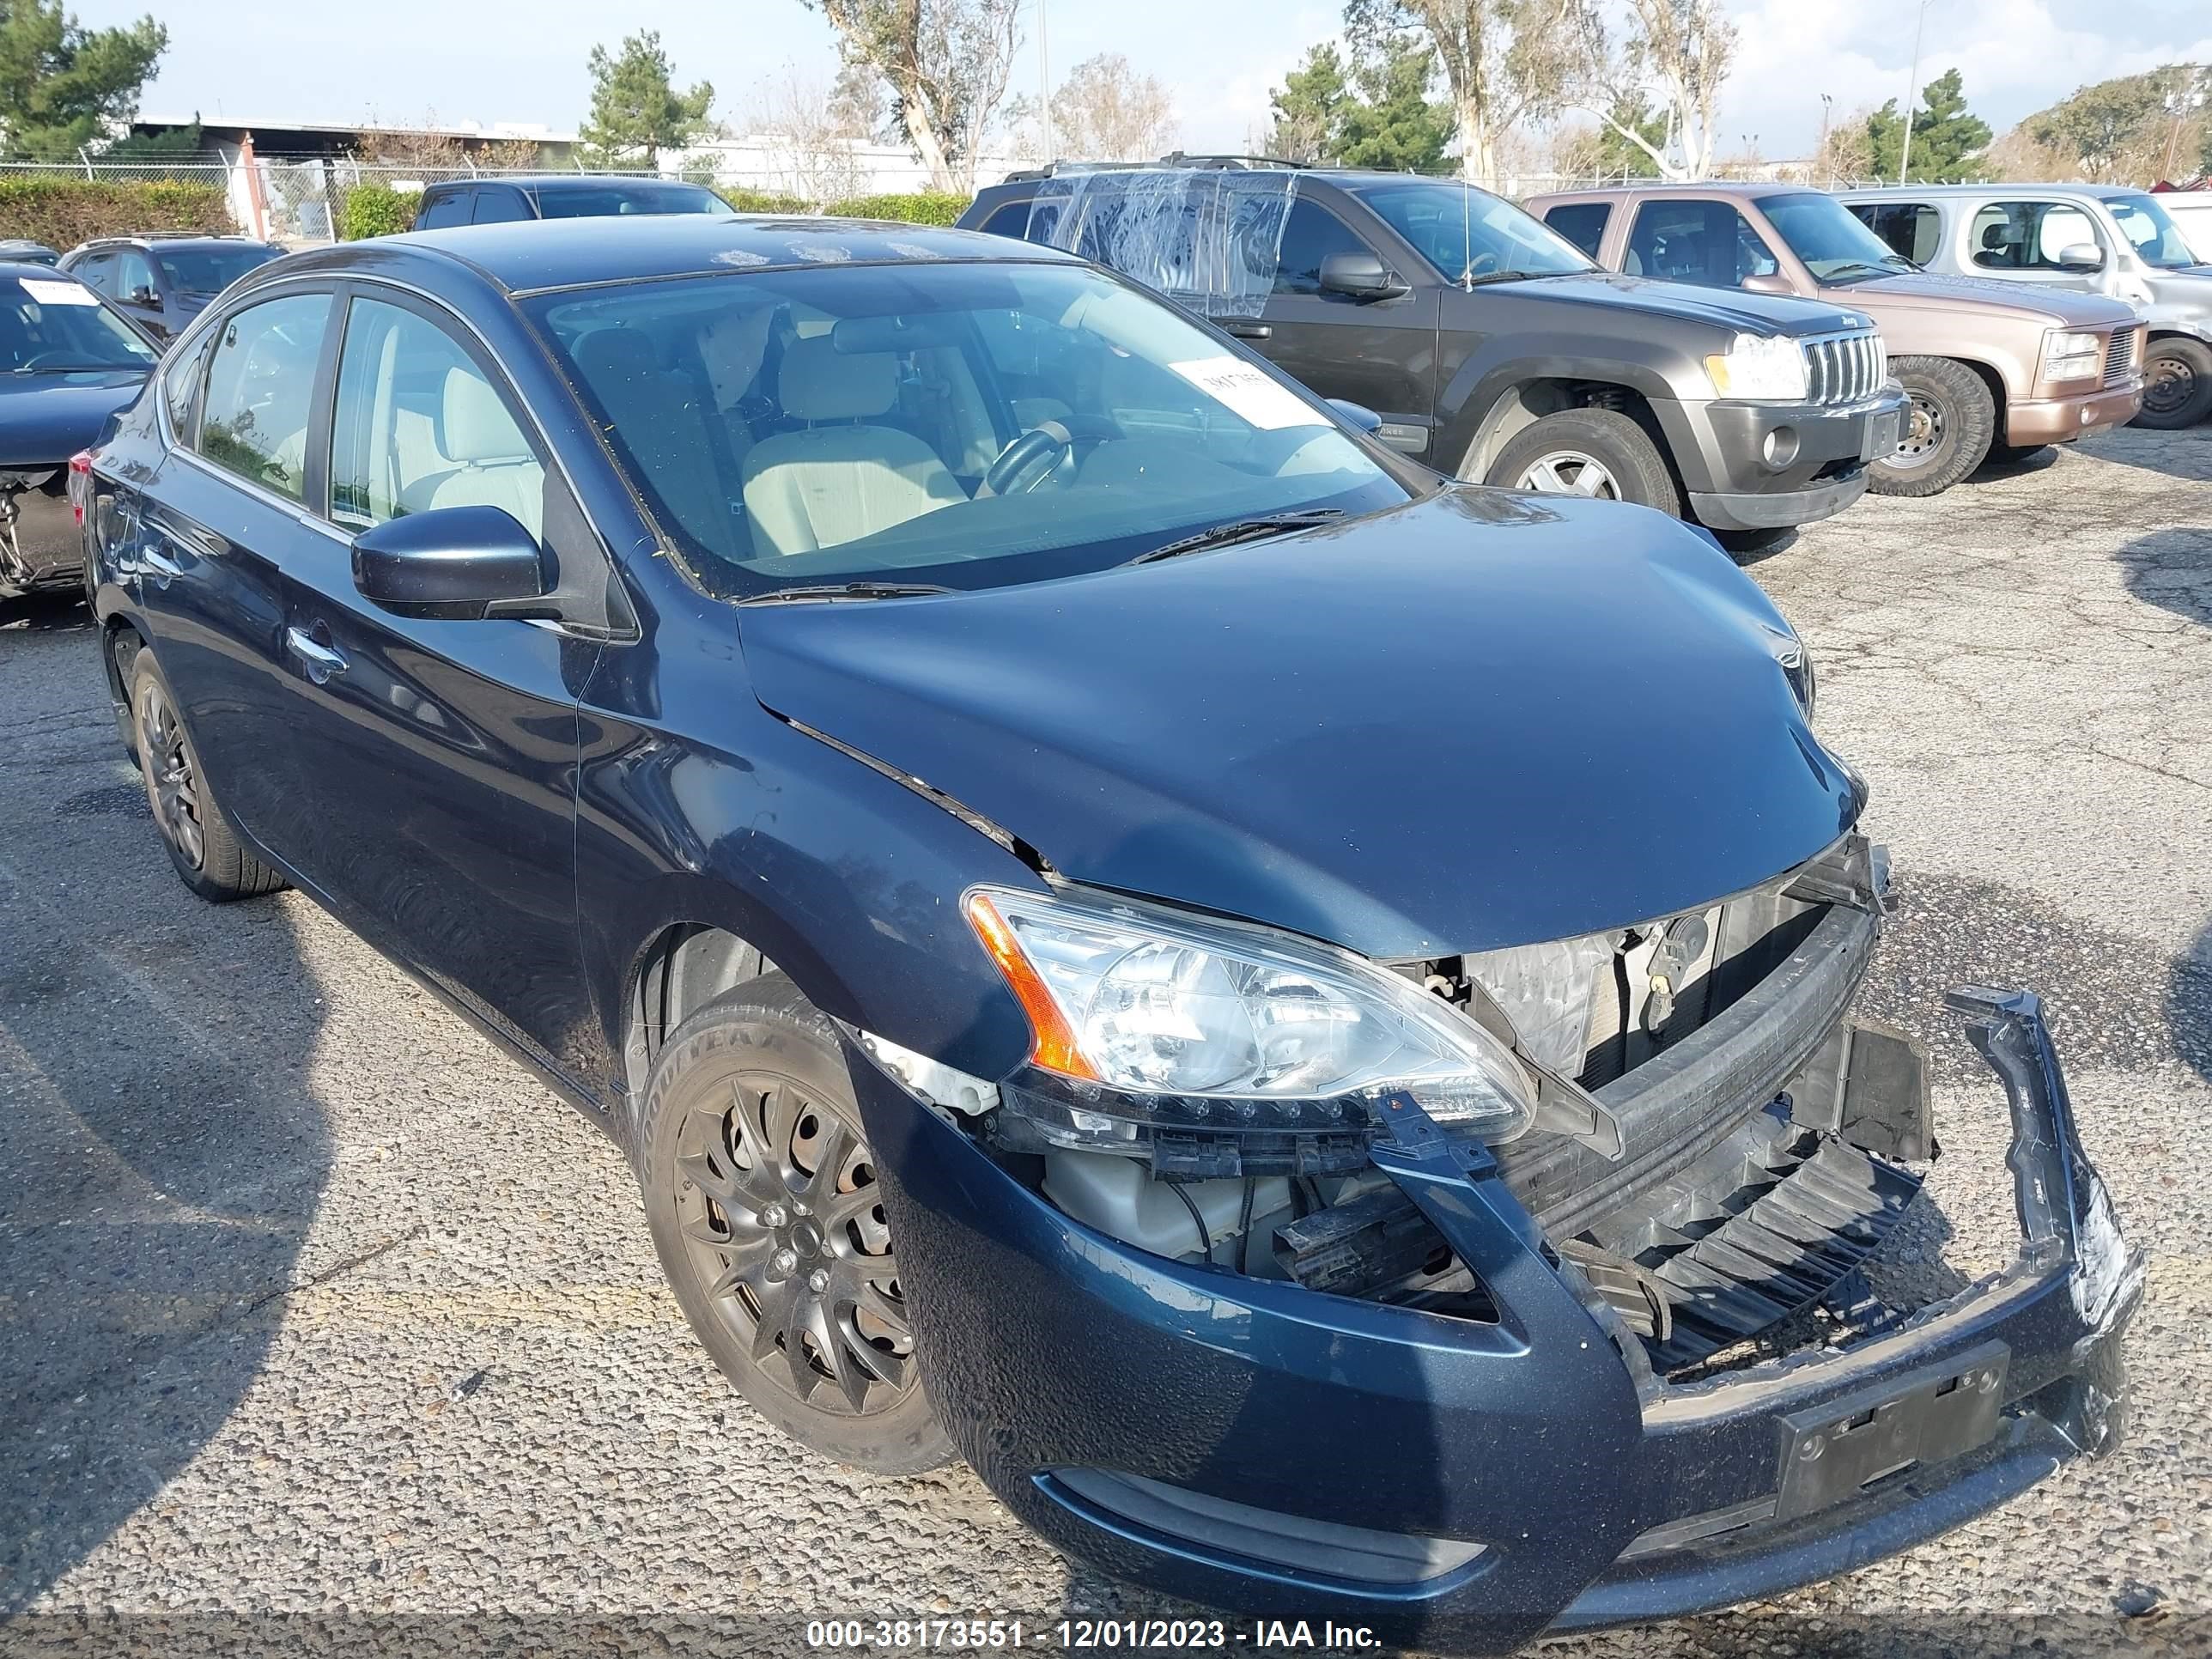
[0,369,147,467]
[2142,265,2212,331]
[738,489,1861,959]
[1826,271,2139,328]
[1467,271,1858,337]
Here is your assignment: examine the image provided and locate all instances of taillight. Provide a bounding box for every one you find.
[67,448,93,526]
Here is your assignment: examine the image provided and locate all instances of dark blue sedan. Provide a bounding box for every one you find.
[78,215,2138,1651]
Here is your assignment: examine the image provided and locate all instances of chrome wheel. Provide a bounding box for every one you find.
[2143,353,2197,420]
[1893,392,1948,465]
[1514,450,1620,497]
[137,681,204,869]
[672,1077,915,1415]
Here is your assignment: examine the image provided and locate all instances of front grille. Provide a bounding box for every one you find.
[1802,330,1885,406]
[2104,326,2139,386]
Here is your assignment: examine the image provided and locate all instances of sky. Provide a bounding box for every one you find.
[76,0,2212,162]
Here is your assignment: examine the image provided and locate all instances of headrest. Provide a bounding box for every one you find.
[779,334,896,422]
[1980,222,2017,251]
[441,368,530,465]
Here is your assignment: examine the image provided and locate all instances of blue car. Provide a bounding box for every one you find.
[78,215,2139,1651]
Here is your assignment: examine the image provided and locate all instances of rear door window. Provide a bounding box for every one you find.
[1968,201,2102,270]
[1851,202,1942,264]
[471,187,532,224]
[1543,202,1613,259]
[416,189,475,230]
[1625,200,1780,288]
[979,199,1034,239]
[197,293,332,502]
[73,250,113,295]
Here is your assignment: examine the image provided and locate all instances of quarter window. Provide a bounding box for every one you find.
[979,200,1034,239]
[1268,200,1371,295]
[1625,200,1780,288]
[1543,202,1613,259]
[198,293,331,502]
[1969,201,2101,270]
[329,296,544,541]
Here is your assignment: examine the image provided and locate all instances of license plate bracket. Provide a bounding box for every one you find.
[1774,1341,2008,1521]
[1863,408,1902,462]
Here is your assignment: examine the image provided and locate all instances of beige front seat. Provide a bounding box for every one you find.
[742,337,963,556]
[399,368,544,540]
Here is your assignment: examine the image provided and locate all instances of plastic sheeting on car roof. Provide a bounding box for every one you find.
[1019,168,1297,319]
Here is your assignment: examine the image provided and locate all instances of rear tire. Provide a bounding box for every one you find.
[1868,356,1993,497]
[637,974,954,1476]
[2136,336,2212,430]
[128,650,285,902]
[1481,409,1681,518]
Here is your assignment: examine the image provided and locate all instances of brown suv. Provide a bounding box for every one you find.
[1529,183,2145,496]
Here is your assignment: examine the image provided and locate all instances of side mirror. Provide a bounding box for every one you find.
[1318,251,1410,301]
[352,506,551,620]
[1326,398,1382,434]
[2056,243,2105,272]
[1740,271,1799,297]
[126,285,159,306]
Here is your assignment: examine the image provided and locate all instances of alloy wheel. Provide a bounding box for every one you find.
[1515,450,1620,498]
[2143,355,2197,420]
[137,682,204,869]
[672,1076,915,1415]
[1893,392,1948,465]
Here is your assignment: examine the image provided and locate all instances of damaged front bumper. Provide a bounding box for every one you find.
[852,988,2141,1655]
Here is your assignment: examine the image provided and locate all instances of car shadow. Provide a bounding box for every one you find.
[0,590,91,635]
[0,720,332,1614]
[2076,422,2212,483]
[2169,917,2212,1086]
[2113,525,2212,627]
[1969,444,2060,483]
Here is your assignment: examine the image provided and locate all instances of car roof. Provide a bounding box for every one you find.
[1835,183,2142,202]
[76,234,274,251]
[433,174,716,193]
[1530,180,1801,202]
[339,214,1082,295]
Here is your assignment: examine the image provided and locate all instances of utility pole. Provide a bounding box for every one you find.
[1818,93,1832,185]
[1037,0,1054,164]
[1898,0,1931,185]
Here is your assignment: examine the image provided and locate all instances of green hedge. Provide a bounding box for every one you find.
[338,181,420,240]
[0,177,232,250]
[719,187,812,215]
[825,191,971,226]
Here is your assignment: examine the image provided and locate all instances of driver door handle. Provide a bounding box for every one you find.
[1220,321,1273,339]
[284,625,349,684]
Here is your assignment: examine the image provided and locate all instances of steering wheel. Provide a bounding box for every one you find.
[980,415,1121,497]
[16,350,86,371]
[1465,251,1499,278]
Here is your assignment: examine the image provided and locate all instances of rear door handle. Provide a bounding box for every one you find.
[1220,321,1273,339]
[141,544,183,579]
[284,624,349,684]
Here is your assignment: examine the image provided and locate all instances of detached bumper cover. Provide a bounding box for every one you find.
[853,988,2140,1656]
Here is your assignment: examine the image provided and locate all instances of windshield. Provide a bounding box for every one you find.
[1759,192,1916,282]
[0,276,156,373]
[533,181,726,219]
[526,260,1407,597]
[1352,180,1594,283]
[154,244,280,297]
[2106,193,2200,270]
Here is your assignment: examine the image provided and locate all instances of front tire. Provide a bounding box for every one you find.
[2136,336,2212,430]
[1480,409,1681,517]
[128,649,285,902]
[1869,357,1993,497]
[637,975,953,1475]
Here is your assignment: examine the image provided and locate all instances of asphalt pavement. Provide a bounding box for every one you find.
[2,426,2208,1659]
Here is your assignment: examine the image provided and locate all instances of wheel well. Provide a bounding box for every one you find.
[1461,380,1670,483]
[623,923,779,1095]
[101,615,147,702]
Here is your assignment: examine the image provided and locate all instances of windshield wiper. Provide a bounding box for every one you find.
[13,362,137,374]
[735,580,952,606]
[1462,268,1570,288]
[1129,508,1346,565]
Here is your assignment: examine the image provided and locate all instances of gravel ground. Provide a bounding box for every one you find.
[2,426,2208,1659]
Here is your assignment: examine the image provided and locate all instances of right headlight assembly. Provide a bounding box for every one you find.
[963,885,1537,1169]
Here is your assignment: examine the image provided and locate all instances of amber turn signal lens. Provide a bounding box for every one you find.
[963,890,1100,1082]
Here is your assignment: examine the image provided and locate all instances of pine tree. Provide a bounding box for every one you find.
[1867,68,1990,183]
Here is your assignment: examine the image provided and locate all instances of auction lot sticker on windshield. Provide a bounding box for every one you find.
[21,277,98,306]
[1170,356,1327,429]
